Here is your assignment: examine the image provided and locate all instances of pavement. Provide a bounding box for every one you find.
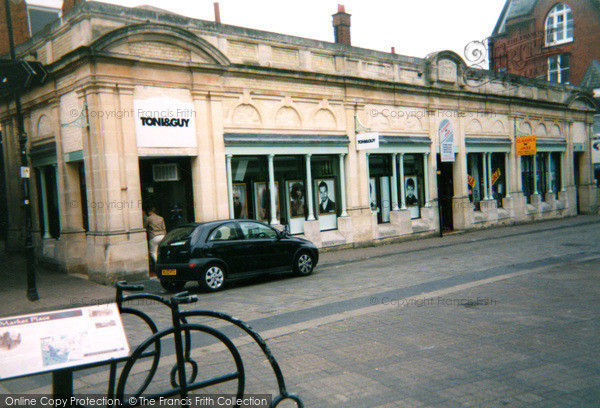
[1,215,600,407]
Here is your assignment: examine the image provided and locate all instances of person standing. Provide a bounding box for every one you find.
[144,206,166,263]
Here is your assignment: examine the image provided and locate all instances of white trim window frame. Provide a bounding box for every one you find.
[548,54,570,84]
[545,3,574,46]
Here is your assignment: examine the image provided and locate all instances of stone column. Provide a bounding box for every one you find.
[423,153,430,207]
[483,153,489,200]
[487,153,493,199]
[504,153,511,198]
[305,154,315,221]
[366,153,371,208]
[547,153,553,194]
[560,152,566,192]
[533,153,538,195]
[268,154,278,225]
[391,153,399,211]
[339,154,348,217]
[399,153,406,210]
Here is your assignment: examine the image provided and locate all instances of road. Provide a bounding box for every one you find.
[1,216,600,407]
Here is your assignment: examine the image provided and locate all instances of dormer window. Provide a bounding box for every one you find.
[545,3,574,46]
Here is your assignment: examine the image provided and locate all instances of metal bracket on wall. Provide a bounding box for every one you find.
[61,103,89,128]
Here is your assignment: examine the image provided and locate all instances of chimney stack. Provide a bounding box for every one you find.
[332,4,351,46]
[391,47,395,54]
[214,2,221,23]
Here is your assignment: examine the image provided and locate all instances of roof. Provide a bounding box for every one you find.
[492,0,536,36]
[581,60,600,90]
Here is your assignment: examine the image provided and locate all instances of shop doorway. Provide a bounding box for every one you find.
[139,158,194,231]
[436,155,454,232]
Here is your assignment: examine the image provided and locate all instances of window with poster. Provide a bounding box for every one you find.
[368,154,391,224]
[402,154,424,219]
[311,155,339,231]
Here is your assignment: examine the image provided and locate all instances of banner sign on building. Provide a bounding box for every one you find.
[356,132,379,150]
[134,97,197,148]
[491,169,501,185]
[516,135,537,156]
[0,304,129,380]
[439,119,454,162]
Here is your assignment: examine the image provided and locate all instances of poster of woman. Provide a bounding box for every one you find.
[255,182,280,222]
[287,180,306,218]
[232,183,247,219]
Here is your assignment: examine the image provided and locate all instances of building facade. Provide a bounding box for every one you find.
[0,2,597,284]
[489,0,600,85]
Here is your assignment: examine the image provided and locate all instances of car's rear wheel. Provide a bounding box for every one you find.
[200,264,226,292]
[160,280,185,292]
[293,251,314,276]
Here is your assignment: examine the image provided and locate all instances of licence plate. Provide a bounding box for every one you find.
[162,269,177,276]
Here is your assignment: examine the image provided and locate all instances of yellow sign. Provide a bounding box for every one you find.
[491,169,501,185]
[516,135,537,156]
[467,174,476,187]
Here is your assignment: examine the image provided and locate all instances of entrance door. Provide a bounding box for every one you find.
[436,155,454,232]
[139,158,194,231]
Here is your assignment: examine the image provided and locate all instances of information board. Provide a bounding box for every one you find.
[0,304,129,380]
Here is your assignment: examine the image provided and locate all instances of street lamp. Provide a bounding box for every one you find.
[3,0,39,301]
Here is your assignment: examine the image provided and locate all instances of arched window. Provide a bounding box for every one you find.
[545,3,574,46]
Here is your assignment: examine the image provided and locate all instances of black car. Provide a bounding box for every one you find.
[155,219,319,292]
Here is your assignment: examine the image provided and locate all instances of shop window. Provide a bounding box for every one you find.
[536,153,548,200]
[490,153,506,208]
[231,156,268,222]
[78,162,88,232]
[368,154,392,224]
[311,155,339,230]
[549,152,562,198]
[467,153,485,210]
[35,166,60,239]
[402,154,424,219]
[521,156,534,203]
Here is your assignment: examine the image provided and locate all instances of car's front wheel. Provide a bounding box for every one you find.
[160,280,185,292]
[200,264,226,292]
[293,251,314,276]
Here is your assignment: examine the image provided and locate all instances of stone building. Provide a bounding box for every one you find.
[0,2,597,284]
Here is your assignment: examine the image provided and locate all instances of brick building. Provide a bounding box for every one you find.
[0,2,597,284]
[489,0,600,86]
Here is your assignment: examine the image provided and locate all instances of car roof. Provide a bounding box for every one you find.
[173,219,266,231]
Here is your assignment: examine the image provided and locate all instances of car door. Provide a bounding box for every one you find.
[203,222,249,276]
[238,221,292,271]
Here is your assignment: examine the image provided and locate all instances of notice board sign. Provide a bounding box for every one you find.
[0,304,129,380]
[516,135,537,156]
[439,119,455,162]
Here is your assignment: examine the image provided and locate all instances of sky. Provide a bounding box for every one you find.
[29,0,507,63]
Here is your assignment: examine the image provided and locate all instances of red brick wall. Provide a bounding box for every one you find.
[491,0,600,85]
[0,0,30,57]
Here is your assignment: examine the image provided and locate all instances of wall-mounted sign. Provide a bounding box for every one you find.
[134,97,197,148]
[0,304,129,380]
[516,135,537,156]
[439,119,454,162]
[356,132,379,150]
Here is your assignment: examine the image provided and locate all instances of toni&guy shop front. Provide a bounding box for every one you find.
[223,134,349,244]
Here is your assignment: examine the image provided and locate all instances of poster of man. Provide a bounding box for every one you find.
[255,182,280,222]
[369,177,378,211]
[288,181,306,218]
[405,176,419,206]
[232,183,247,219]
[317,179,336,214]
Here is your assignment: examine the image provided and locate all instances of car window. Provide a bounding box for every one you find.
[160,226,197,246]
[208,223,241,242]
[239,221,278,240]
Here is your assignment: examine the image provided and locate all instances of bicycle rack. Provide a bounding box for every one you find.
[108,281,304,408]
